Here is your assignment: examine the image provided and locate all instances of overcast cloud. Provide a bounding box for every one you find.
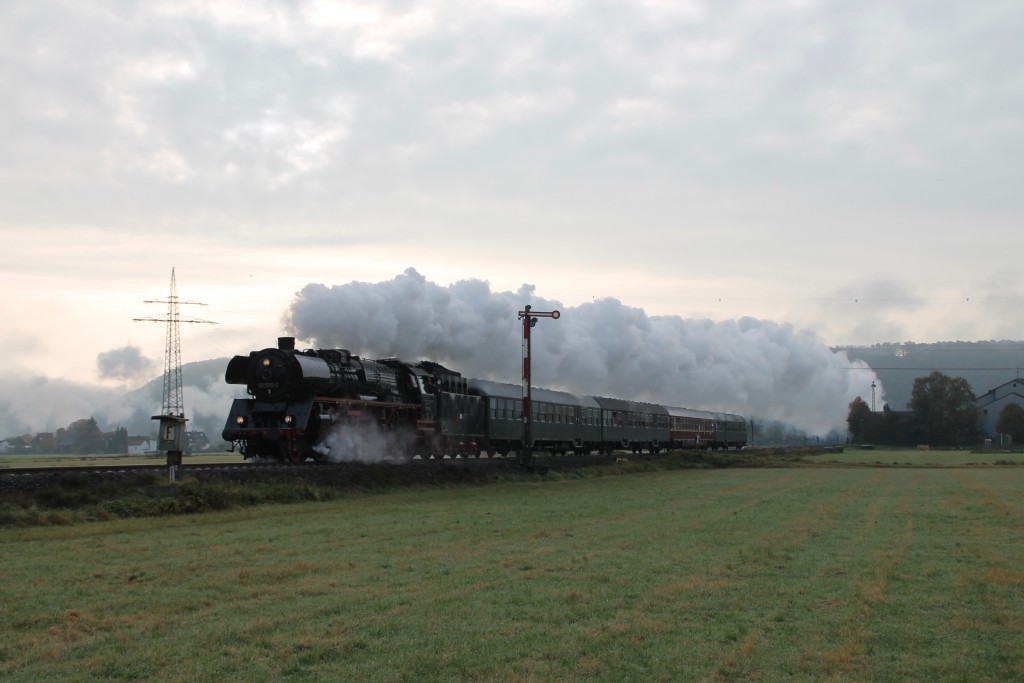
[1,1,1022,434]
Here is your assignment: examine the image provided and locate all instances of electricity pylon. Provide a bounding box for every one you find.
[134,267,216,417]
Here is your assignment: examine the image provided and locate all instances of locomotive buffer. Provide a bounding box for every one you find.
[518,305,560,467]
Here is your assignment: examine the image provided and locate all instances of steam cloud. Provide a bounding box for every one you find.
[97,345,156,381]
[313,416,415,463]
[0,374,145,438]
[286,268,881,434]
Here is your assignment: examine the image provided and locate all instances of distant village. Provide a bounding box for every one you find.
[1,417,214,456]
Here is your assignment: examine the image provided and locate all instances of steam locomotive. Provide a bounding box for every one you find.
[222,337,747,462]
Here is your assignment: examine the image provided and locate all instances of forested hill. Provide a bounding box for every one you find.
[834,341,1024,412]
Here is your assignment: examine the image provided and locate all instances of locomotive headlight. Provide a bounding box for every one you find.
[261,358,272,367]
[284,415,294,425]
[235,415,247,426]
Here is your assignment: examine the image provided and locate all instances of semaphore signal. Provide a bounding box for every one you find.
[517,305,560,467]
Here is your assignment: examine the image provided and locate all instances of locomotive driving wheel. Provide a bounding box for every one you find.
[280,440,305,462]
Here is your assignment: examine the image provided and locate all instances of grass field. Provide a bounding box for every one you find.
[2,465,1022,681]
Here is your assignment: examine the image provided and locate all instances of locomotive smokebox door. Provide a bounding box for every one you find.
[153,415,188,452]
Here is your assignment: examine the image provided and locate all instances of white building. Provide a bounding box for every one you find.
[127,436,155,455]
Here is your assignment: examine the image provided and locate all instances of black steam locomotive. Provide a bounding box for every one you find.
[222,337,747,462]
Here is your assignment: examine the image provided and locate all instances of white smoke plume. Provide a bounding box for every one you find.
[286,268,882,434]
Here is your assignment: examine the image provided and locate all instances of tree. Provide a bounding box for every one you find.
[875,410,919,447]
[63,418,104,454]
[995,403,1024,444]
[106,426,129,454]
[32,433,57,453]
[847,396,871,443]
[908,371,980,447]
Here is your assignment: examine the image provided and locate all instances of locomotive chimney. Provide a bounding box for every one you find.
[278,336,296,351]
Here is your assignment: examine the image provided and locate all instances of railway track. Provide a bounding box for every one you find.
[0,454,606,497]
[0,461,309,494]
[0,461,311,478]
[0,452,640,495]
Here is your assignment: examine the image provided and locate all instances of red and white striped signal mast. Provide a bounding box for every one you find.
[517,304,560,466]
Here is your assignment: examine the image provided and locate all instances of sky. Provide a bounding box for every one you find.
[2,0,1023,437]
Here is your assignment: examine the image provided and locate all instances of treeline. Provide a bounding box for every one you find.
[3,419,129,455]
[848,371,1024,447]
